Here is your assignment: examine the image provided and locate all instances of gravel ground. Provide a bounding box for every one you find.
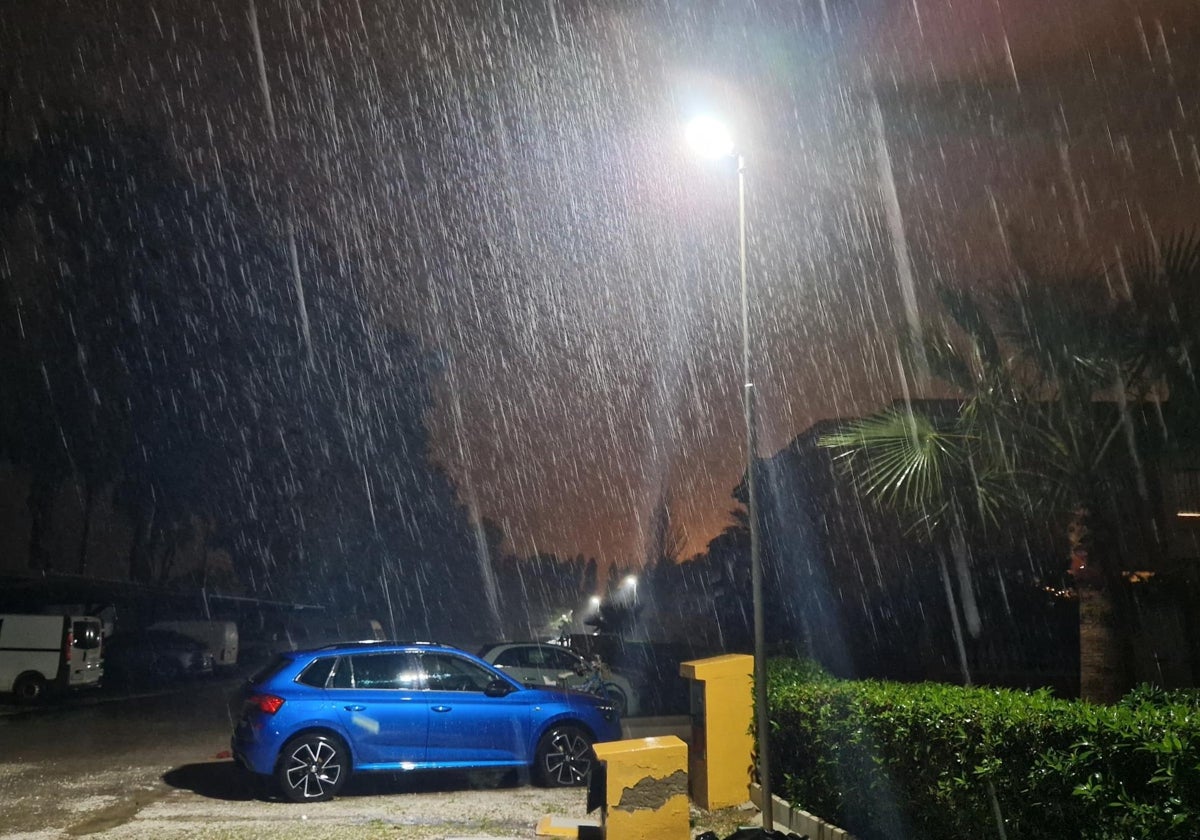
[1,759,756,839]
[74,775,594,840]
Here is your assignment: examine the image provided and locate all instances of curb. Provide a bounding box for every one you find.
[750,784,856,840]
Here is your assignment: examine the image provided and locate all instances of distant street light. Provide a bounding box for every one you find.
[623,574,638,590]
[685,114,772,830]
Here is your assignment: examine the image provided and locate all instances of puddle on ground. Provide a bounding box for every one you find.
[66,788,172,836]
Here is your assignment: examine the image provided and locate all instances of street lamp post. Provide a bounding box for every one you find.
[686,116,772,830]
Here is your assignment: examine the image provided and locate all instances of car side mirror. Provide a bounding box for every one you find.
[484,679,516,698]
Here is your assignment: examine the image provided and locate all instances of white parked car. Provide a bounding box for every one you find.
[149,620,239,670]
[478,641,639,717]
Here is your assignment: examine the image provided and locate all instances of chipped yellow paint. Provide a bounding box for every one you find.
[679,654,755,809]
[592,736,689,840]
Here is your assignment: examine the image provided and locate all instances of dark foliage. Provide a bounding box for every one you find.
[0,116,487,635]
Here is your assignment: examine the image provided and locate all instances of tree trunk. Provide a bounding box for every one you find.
[1069,505,1132,703]
[1077,582,1125,703]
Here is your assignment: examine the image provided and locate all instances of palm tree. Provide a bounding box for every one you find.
[819,259,1180,703]
[1107,235,1200,432]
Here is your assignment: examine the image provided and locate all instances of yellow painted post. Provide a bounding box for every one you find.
[590,736,689,840]
[679,653,754,810]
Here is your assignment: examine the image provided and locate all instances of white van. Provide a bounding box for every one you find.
[0,614,104,703]
[149,620,238,669]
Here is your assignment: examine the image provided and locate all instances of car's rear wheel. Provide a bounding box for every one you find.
[12,672,47,705]
[275,733,348,802]
[534,725,594,787]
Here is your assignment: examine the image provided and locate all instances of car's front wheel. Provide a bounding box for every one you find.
[275,733,349,802]
[534,725,594,787]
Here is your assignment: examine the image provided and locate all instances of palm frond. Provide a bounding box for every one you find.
[912,324,977,393]
[994,278,1107,384]
[936,285,1005,375]
[819,407,968,527]
[1112,231,1200,409]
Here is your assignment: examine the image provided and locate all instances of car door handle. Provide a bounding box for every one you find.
[344,705,366,712]
[432,705,452,713]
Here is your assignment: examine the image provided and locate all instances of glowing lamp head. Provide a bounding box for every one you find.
[685,115,735,159]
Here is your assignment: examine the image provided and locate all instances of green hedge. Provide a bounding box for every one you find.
[768,660,1200,839]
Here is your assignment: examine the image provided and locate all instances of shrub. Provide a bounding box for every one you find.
[768,660,1200,840]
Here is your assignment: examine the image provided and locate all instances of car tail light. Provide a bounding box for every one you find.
[64,629,73,662]
[248,693,285,715]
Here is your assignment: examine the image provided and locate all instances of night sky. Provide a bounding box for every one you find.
[3,0,1199,568]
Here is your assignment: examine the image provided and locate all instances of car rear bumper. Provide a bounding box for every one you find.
[231,724,277,775]
[232,707,295,776]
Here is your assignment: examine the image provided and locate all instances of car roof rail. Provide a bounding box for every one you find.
[314,640,389,651]
[313,640,452,652]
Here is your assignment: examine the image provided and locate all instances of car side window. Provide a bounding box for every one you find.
[348,652,421,690]
[421,653,495,692]
[329,656,352,689]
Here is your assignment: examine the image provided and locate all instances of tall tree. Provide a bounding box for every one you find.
[640,490,687,639]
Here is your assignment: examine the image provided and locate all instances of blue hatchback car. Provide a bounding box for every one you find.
[231,641,622,802]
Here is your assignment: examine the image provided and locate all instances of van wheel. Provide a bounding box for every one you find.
[13,673,47,705]
[275,733,348,802]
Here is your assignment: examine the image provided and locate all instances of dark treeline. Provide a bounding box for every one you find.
[0,116,495,641]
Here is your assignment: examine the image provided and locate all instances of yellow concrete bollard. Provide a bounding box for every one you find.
[590,736,689,840]
[679,653,754,810]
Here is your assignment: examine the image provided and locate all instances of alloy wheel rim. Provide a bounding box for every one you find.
[285,741,342,798]
[544,730,591,785]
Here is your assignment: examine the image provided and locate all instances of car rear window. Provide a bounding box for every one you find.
[248,655,291,685]
[297,656,337,688]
